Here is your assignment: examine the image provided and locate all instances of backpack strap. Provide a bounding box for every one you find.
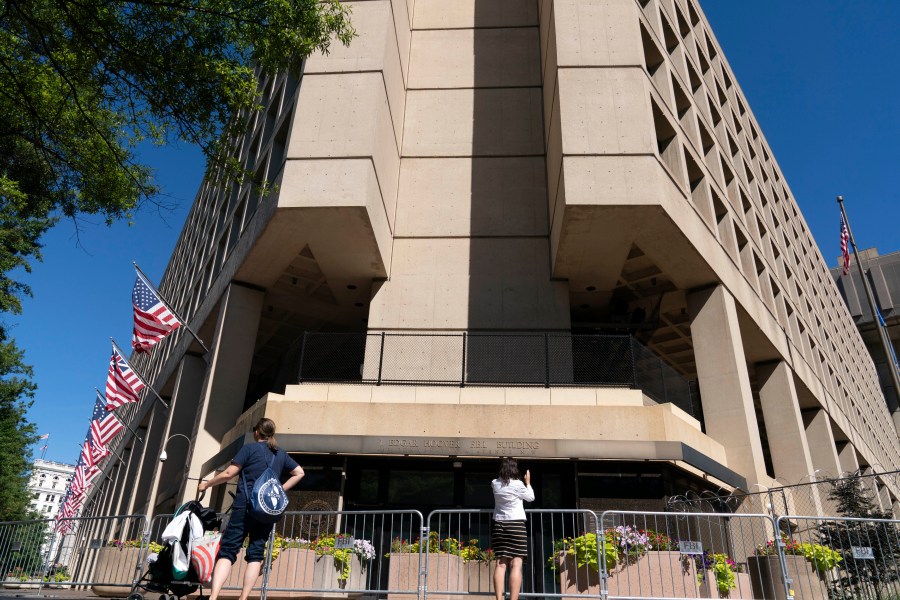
[241,442,274,500]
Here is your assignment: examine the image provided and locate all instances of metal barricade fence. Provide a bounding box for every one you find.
[0,517,56,590]
[599,511,781,600]
[425,509,605,600]
[266,510,424,599]
[50,514,148,592]
[776,515,900,600]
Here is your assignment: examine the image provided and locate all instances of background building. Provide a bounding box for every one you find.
[85,0,900,520]
[831,247,900,432]
[28,459,73,520]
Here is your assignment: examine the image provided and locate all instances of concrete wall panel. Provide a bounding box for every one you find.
[402,88,544,157]
[409,28,541,89]
[395,157,548,237]
[413,0,537,29]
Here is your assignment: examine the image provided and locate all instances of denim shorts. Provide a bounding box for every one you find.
[216,504,273,563]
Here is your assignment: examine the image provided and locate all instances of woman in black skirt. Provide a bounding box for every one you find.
[491,457,534,600]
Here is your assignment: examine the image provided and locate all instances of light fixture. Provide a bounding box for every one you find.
[160,433,193,463]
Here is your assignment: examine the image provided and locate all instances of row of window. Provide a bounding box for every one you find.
[640,0,896,466]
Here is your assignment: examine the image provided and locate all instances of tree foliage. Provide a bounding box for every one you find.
[0,0,354,311]
[0,333,37,521]
[0,0,354,523]
[820,474,900,599]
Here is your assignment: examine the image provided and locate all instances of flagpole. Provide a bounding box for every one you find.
[133,262,210,355]
[94,389,145,443]
[109,339,170,410]
[837,196,900,423]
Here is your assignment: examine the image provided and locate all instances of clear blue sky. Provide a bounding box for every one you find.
[18,1,900,465]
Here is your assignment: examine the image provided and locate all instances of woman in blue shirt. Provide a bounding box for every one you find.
[198,418,304,600]
[491,457,534,600]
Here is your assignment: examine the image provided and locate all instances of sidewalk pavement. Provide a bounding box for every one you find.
[0,589,125,600]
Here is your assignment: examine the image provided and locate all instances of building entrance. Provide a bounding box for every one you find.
[343,457,576,514]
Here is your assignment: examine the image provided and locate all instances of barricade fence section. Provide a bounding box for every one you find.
[6,507,900,600]
[50,514,148,593]
[0,517,56,589]
[776,515,900,600]
[267,510,424,599]
[598,511,783,600]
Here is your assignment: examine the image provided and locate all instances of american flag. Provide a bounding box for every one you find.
[132,272,181,353]
[80,438,94,469]
[71,464,98,495]
[105,349,145,410]
[840,213,851,276]
[91,396,124,447]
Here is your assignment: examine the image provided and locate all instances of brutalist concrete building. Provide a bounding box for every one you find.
[90,0,900,519]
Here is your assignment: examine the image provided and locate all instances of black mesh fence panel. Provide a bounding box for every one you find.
[295,331,698,417]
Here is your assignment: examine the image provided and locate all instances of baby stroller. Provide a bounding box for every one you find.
[128,498,221,600]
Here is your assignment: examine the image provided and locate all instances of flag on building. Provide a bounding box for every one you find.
[132,271,182,353]
[91,396,125,447]
[105,348,145,410]
[840,213,851,276]
[80,438,94,469]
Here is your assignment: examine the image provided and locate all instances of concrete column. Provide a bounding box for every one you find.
[125,404,169,515]
[756,360,822,514]
[837,442,860,476]
[802,409,842,516]
[145,355,207,518]
[688,284,768,486]
[113,435,144,515]
[802,409,842,478]
[185,283,264,502]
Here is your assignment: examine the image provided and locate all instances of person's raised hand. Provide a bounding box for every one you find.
[524,469,531,486]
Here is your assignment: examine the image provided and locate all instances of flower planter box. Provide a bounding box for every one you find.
[557,551,705,598]
[388,554,463,600]
[747,555,828,600]
[465,560,495,594]
[220,549,366,599]
[311,553,367,597]
[2,578,41,590]
[698,570,752,599]
[610,551,704,598]
[91,546,144,597]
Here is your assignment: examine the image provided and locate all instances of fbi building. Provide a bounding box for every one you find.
[92,0,900,518]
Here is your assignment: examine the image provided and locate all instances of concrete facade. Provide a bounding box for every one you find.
[86,0,900,517]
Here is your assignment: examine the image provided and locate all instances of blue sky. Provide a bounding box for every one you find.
[18,2,900,465]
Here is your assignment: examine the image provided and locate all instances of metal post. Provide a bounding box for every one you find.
[377,332,386,386]
[629,337,638,390]
[419,525,429,600]
[838,196,900,414]
[544,333,551,388]
[260,525,276,600]
[297,331,308,383]
[659,355,668,403]
[460,332,467,388]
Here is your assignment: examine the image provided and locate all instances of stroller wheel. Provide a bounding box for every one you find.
[127,594,144,600]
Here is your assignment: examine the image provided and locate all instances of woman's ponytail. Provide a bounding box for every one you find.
[254,417,278,451]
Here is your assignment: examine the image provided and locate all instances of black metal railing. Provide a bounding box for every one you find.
[295,332,699,418]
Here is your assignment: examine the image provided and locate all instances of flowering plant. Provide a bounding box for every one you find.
[551,525,667,572]
[755,536,842,572]
[387,533,493,562]
[311,534,374,581]
[696,552,737,593]
[107,538,146,549]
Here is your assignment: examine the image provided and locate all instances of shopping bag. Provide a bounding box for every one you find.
[191,531,221,584]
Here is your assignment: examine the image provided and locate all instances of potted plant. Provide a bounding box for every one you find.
[748,536,837,600]
[310,534,374,593]
[696,552,738,598]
